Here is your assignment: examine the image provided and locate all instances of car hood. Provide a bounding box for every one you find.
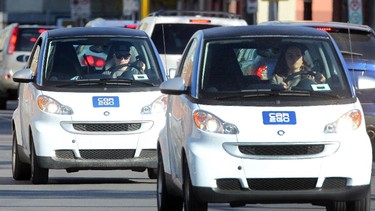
[198,102,362,143]
[40,90,164,122]
[345,59,375,71]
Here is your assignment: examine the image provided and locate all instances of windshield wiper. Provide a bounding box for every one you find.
[215,89,341,100]
[341,51,363,57]
[54,78,159,87]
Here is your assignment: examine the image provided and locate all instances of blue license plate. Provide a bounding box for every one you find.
[262,111,296,125]
[92,96,120,107]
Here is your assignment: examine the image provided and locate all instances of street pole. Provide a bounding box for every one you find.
[268,0,278,21]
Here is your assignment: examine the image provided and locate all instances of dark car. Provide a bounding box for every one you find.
[261,21,375,158]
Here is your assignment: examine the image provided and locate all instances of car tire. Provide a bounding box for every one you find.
[0,97,6,110]
[30,139,49,184]
[183,157,207,211]
[147,168,157,179]
[12,130,31,180]
[326,189,370,211]
[157,148,183,211]
[346,188,370,211]
[326,201,346,211]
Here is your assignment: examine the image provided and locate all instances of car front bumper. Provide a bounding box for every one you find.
[184,129,372,203]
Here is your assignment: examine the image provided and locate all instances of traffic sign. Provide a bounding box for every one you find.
[348,0,362,24]
[70,0,91,20]
[247,0,258,14]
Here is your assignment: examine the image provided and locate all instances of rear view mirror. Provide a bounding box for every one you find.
[357,75,375,90]
[16,55,29,62]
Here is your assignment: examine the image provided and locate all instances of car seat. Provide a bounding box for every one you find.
[203,44,244,92]
[48,42,82,80]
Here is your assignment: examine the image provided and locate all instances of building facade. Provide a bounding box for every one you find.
[0,0,374,29]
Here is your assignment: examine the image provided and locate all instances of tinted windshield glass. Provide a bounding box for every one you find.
[42,37,163,87]
[16,28,49,51]
[201,37,351,99]
[328,30,375,61]
[151,24,218,54]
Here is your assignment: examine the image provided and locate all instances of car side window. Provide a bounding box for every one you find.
[179,38,198,87]
[30,45,41,77]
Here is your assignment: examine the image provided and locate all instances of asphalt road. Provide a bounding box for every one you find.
[0,101,374,211]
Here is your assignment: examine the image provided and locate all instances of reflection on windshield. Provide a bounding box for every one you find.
[43,37,163,87]
[201,37,352,99]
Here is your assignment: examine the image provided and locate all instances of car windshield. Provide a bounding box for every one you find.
[16,27,51,51]
[152,24,219,54]
[328,29,375,61]
[200,37,352,99]
[42,37,163,87]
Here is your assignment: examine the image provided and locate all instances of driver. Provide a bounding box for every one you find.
[271,44,325,90]
[103,45,144,79]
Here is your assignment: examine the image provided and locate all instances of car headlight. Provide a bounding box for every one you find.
[141,95,168,114]
[193,110,238,134]
[324,109,362,133]
[37,95,73,115]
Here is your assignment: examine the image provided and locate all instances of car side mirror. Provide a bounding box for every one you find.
[16,55,30,62]
[13,68,33,83]
[160,77,187,95]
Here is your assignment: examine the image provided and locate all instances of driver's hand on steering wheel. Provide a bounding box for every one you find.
[314,72,326,83]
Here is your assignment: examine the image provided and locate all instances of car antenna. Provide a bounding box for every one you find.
[347,21,357,89]
[161,24,168,77]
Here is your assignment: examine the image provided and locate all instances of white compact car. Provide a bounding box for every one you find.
[157,25,373,211]
[0,23,56,109]
[12,27,167,184]
[137,10,248,78]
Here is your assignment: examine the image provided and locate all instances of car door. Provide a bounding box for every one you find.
[18,40,42,154]
[167,38,198,184]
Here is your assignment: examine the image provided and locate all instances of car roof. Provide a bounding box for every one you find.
[140,10,248,25]
[85,18,139,27]
[200,25,330,40]
[45,27,148,38]
[261,21,374,32]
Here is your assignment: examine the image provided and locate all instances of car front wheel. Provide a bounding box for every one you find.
[12,130,31,180]
[183,157,207,211]
[30,139,49,184]
[326,189,370,211]
[157,148,183,211]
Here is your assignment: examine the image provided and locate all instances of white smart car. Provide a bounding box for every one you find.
[12,27,167,184]
[157,25,373,211]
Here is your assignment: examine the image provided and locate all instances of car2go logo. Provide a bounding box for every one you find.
[92,96,120,107]
[262,111,296,125]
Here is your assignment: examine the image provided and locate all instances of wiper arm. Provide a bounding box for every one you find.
[54,78,132,87]
[55,78,159,87]
[215,89,311,100]
[215,89,342,100]
[341,51,363,57]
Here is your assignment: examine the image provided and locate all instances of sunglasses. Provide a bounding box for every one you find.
[114,52,130,59]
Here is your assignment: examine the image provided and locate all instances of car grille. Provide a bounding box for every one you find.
[138,149,157,159]
[72,123,141,132]
[238,145,324,156]
[79,149,136,159]
[55,149,136,160]
[322,177,347,189]
[247,178,317,190]
[216,177,347,191]
[216,179,242,190]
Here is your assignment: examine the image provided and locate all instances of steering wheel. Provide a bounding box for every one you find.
[285,70,317,83]
[108,63,143,78]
